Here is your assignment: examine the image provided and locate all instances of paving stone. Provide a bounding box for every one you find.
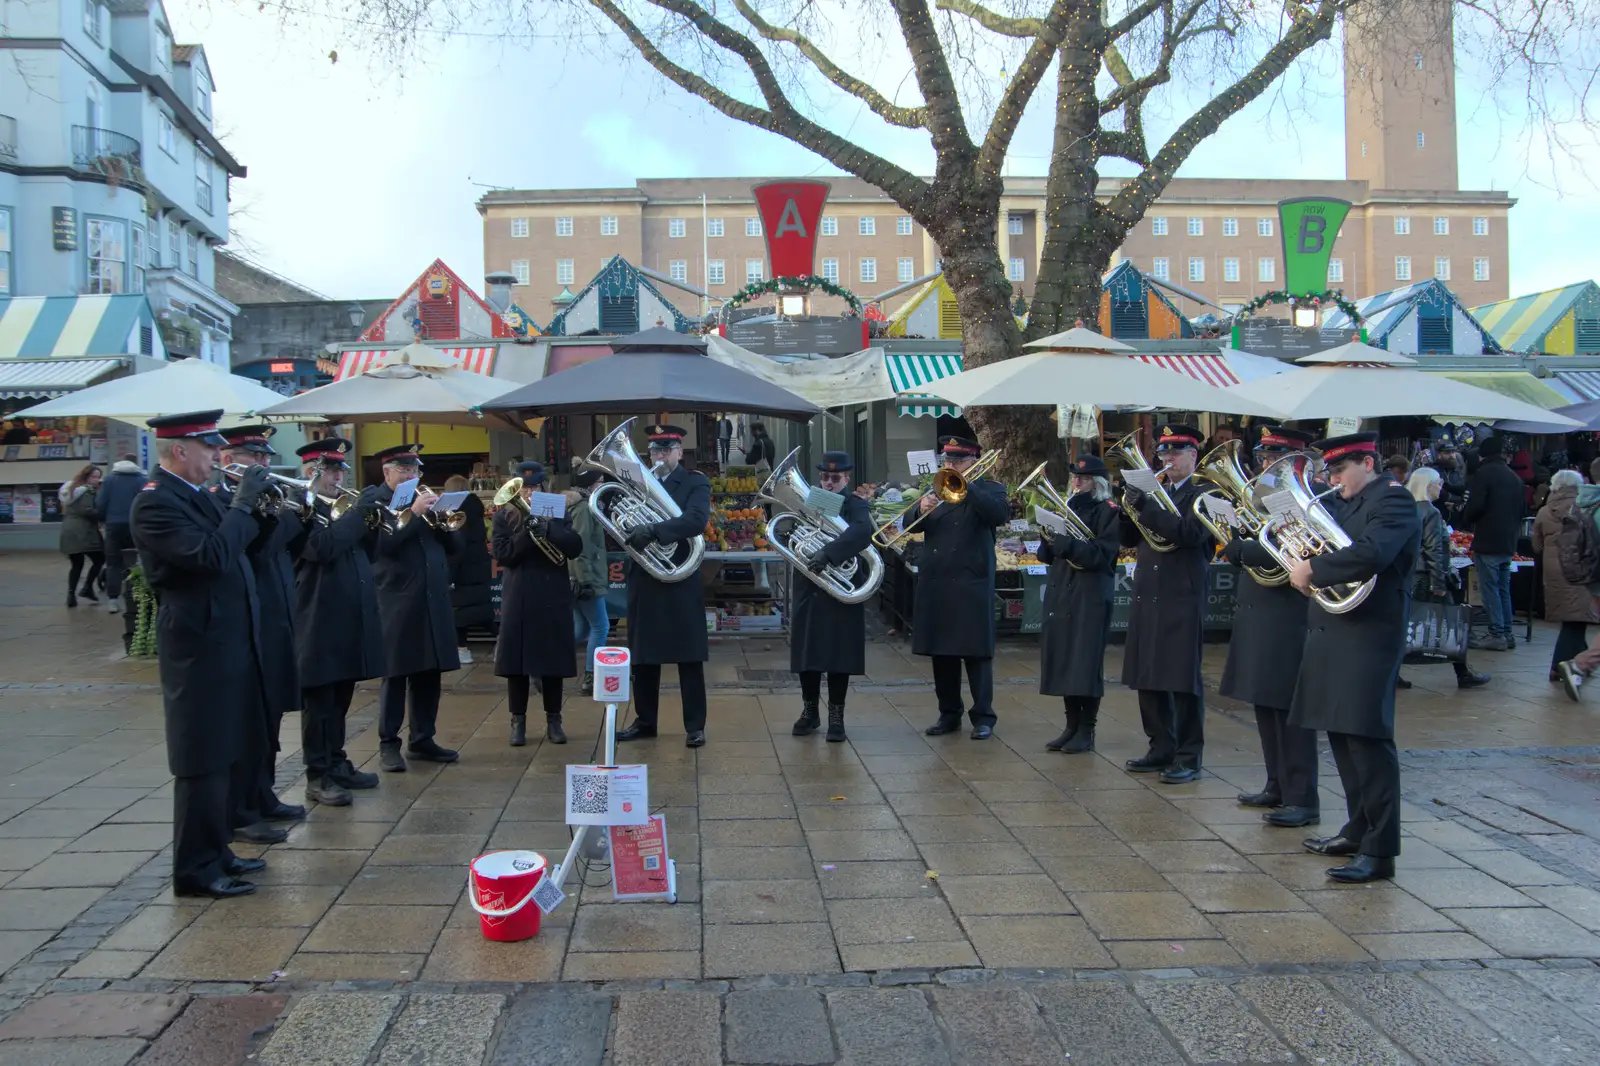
[484,987,611,1066]
[1300,887,1462,934]
[1354,932,1499,960]
[562,952,701,980]
[815,861,936,900]
[1133,979,1295,1063]
[1163,873,1310,914]
[1234,975,1409,1065]
[0,991,188,1039]
[703,846,817,881]
[375,993,504,1066]
[0,888,108,930]
[804,830,920,862]
[1071,891,1218,940]
[705,922,841,978]
[916,843,1042,877]
[1209,913,1372,964]
[935,875,1071,916]
[570,903,701,953]
[8,851,156,889]
[0,1038,148,1066]
[139,994,289,1066]
[1421,968,1600,1065]
[1033,979,1185,1066]
[960,915,1113,969]
[1461,850,1574,887]
[1524,885,1600,932]
[838,941,980,972]
[421,928,565,983]
[1441,906,1600,958]
[703,879,827,924]
[724,989,835,1065]
[827,897,963,945]
[1392,868,1538,910]
[932,987,1065,1065]
[796,804,903,832]
[1515,967,1600,1015]
[301,904,450,954]
[1035,854,1167,891]
[1326,972,1534,1066]
[613,990,721,1066]
[828,988,951,1066]
[281,953,425,981]
[258,992,401,1066]
[141,926,307,981]
[1106,940,1244,968]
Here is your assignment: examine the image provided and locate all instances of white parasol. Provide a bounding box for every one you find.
[14,357,292,421]
[259,343,524,431]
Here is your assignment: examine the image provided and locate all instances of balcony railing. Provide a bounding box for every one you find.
[0,115,15,162]
[71,125,142,185]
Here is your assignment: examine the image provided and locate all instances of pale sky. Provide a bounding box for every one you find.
[171,1,1598,304]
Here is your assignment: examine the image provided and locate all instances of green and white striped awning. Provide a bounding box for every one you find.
[886,353,964,418]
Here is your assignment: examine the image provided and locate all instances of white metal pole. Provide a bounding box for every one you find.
[702,193,710,317]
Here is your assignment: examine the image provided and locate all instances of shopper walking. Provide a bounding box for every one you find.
[567,469,610,688]
[1399,468,1489,690]
[1461,435,1526,650]
[59,465,105,608]
[97,453,144,614]
[1533,469,1598,681]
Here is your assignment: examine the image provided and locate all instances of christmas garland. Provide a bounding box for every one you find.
[1233,289,1364,325]
[723,275,863,314]
[128,566,158,659]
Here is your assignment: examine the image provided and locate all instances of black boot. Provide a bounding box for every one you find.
[1045,708,1079,752]
[826,703,847,743]
[79,583,98,603]
[67,585,77,608]
[792,700,820,736]
[1063,704,1097,753]
[509,715,526,747]
[546,714,566,745]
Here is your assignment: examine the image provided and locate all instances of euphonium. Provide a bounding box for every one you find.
[1193,439,1289,587]
[870,449,1004,551]
[1109,430,1180,552]
[493,476,567,565]
[1253,452,1374,614]
[1014,461,1097,571]
[580,417,704,583]
[759,448,884,604]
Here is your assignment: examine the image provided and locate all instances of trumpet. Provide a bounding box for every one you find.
[218,464,316,517]
[871,449,1004,551]
[493,477,567,565]
[395,488,467,533]
[1014,461,1097,571]
[1109,430,1180,552]
[1253,453,1374,614]
[1193,439,1289,587]
[313,487,385,531]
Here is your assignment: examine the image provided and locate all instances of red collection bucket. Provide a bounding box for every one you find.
[468,850,547,942]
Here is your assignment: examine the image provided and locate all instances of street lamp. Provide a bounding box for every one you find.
[345,303,365,329]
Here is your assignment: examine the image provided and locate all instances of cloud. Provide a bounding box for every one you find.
[578,112,694,180]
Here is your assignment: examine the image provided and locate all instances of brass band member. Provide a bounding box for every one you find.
[917,436,1009,740]
[1220,427,1319,826]
[1038,455,1120,753]
[216,424,306,843]
[790,451,874,742]
[372,444,461,771]
[1119,424,1211,783]
[616,424,713,747]
[293,438,384,806]
[493,462,584,747]
[1292,432,1420,883]
[131,410,270,898]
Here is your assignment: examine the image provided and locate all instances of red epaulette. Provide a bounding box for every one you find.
[141,481,158,491]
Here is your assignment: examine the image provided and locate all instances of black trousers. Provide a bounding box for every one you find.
[302,681,356,779]
[173,769,236,890]
[1553,621,1590,670]
[932,655,996,727]
[230,689,276,828]
[632,662,707,732]
[507,675,563,717]
[1253,704,1319,809]
[1062,695,1101,718]
[104,525,132,598]
[1328,731,1401,858]
[1137,690,1204,767]
[379,669,442,747]
[67,551,105,593]
[799,671,850,705]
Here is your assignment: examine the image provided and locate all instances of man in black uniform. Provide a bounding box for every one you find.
[1291,431,1420,883]
[915,436,1009,740]
[1219,427,1319,827]
[1119,424,1211,784]
[293,438,385,806]
[616,425,713,747]
[131,410,271,898]
[371,444,461,772]
[216,425,306,842]
[789,450,875,743]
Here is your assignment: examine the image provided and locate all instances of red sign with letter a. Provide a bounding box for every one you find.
[752,181,831,278]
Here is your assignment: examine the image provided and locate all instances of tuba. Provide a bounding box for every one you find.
[1194,439,1289,587]
[760,448,884,604]
[1014,461,1098,570]
[1108,430,1180,552]
[580,418,705,583]
[493,477,566,565]
[1253,453,1374,614]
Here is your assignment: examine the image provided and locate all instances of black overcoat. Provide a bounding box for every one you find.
[130,468,267,777]
[911,478,1009,658]
[372,484,461,677]
[1289,477,1420,739]
[493,506,584,678]
[789,492,874,675]
[450,493,495,630]
[1037,493,1119,697]
[293,497,385,688]
[626,465,712,665]
[1218,538,1309,710]
[215,482,304,716]
[1119,477,1211,695]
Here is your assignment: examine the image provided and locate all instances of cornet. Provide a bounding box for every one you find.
[871,449,1004,551]
[1014,461,1098,570]
[493,477,567,565]
[218,464,316,517]
[1108,430,1181,552]
[395,487,467,533]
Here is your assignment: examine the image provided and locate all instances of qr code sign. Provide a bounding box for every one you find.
[570,773,609,816]
[643,855,661,871]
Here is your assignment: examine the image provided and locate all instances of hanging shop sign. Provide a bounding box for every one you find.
[1277,197,1353,297]
[752,180,831,278]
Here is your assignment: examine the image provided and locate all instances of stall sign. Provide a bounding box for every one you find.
[752,180,830,277]
[12,487,41,524]
[609,815,673,901]
[1277,197,1353,296]
[269,362,296,374]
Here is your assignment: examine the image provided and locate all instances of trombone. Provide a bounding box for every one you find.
[493,477,567,565]
[871,449,1004,551]
[1014,461,1098,571]
[1108,430,1181,552]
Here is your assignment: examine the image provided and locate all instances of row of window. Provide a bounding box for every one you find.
[0,207,201,297]
[1151,215,1491,238]
[1145,254,1491,285]
[509,215,919,239]
[84,2,207,116]
[509,255,938,288]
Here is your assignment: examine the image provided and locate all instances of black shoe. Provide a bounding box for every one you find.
[225,857,267,876]
[79,585,98,602]
[1395,675,1413,690]
[408,740,459,763]
[925,716,963,736]
[546,714,566,745]
[379,747,407,773]
[581,670,594,692]
[1304,834,1360,856]
[970,724,993,740]
[233,822,288,845]
[1456,670,1491,689]
[792,700,820,737]
[685,730,706,748]
[1237,790,1281,808]
[1327,854,1395,883]
[510,715,527,747]
[1125,754,1174,773]
[1159,765,1200,784]
[826,703,847,743]
[331,760,379,790]
[1469,633,1510,651]
[263,801,307,822]
[1264,806,1320,828]
[1045,727,1074,752]
[616,722,658,742]
[175,877,256,899]
[67,591,77,608]
[306,777,352,807]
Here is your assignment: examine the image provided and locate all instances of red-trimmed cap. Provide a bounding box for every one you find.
[1313,431,1380,464]
[146,409,228,446]
[1255,426,1315,451]
[939,435,981,457]
[646,424,687,446]
[220,423,277,455]
[375,443,424,465]
[1155,424,1203,450]
[296,437,352,467]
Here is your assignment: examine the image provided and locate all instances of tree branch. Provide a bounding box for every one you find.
[1105,0,1167,41]
[890,0,976,162]
[978,0,1074,178]
[932,0,1040,37]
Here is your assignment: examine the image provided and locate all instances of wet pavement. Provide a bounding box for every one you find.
[2,551,1599,1062]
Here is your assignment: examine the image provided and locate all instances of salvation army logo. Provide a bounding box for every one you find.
[596,649,628,666]
[604,676,621,693]
[622,802,633,813]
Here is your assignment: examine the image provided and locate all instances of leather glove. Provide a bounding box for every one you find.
[529,516,550,538]
[626,524,657,550]
[1122,485,1146,511]
[806,552,830,574]
[356,485,384,513]
[229,465,272,511]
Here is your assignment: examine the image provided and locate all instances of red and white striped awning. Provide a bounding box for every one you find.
[1130,353,1241,388]
[335,346,498,381]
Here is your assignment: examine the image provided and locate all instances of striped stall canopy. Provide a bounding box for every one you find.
[0,358,124,399]
[886,352,964,417]
[335,346,498,380]
[0,295,156,360]
[1130,353,1241,387]
[1555,370,1600,402]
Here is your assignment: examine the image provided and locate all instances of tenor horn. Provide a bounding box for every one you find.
[579,418,704,583]
[759,448,884,604]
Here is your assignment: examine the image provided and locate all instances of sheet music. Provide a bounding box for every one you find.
[613,457,649,488]
[525,491,567,519]
[805,486,845,517]
[1260,490,1307,522]
[431,490,470,512]
[1033,505,1069,537]
[906,450,938,477]
[1198,495,1238,529]
[1121,468,1162,494]
[390,477,419,509]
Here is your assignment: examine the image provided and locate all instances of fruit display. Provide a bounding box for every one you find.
[710,466,762,494]
[708,505,769,551]
[1449,530,1473,557]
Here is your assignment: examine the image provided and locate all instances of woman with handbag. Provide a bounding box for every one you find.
[567,469,611,691]
[1532,469,1598,681]
[1398,468,1489,690]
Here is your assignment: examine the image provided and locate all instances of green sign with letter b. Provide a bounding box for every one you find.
[1277,197,1352,295]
